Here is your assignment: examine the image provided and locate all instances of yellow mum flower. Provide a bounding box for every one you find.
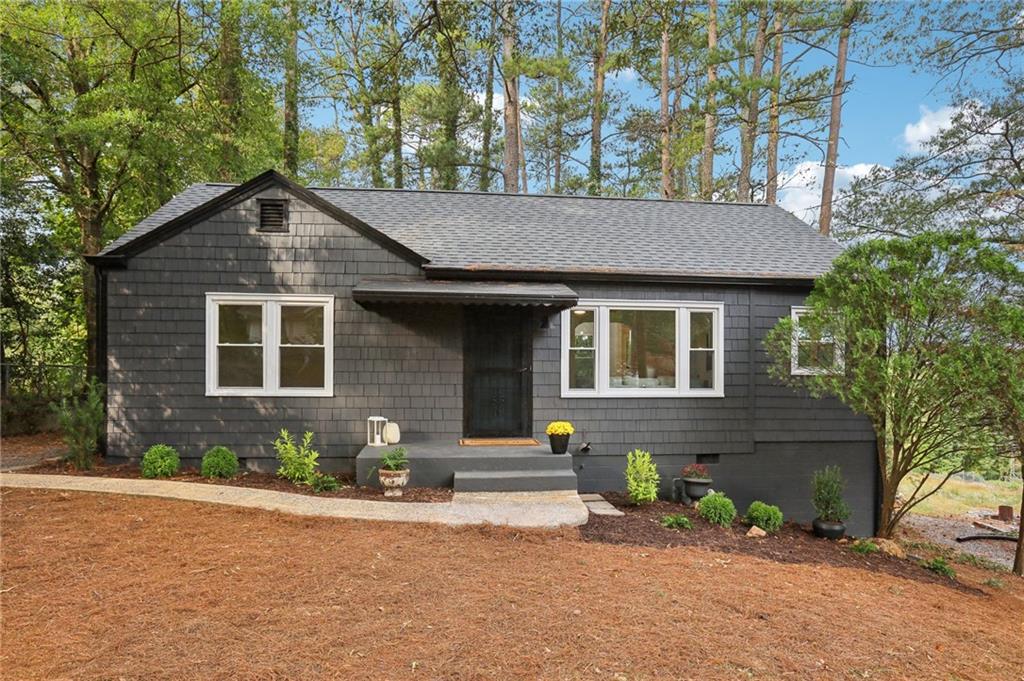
[545,421,575,436]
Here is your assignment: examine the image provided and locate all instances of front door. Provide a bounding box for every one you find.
[463,306,532,437]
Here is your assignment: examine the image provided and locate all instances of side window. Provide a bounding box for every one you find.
[791,306,842,375]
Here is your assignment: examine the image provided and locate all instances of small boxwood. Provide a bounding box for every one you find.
[745,501,784,533]
[141,444,180,479]
[201,446,239,478]
[698,492,736,527]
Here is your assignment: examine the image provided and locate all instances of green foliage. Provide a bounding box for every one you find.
[698,493,737,527]
[379,447,409,471]
[850,540,880,556]
[624,449,660,504]
[745,501,783,533]
[310,472,340,493]
[51,378,105,470]
[141,444,180,479]
[660,514,693,530]
[811,466,850,523]
[201,446,239,479]
[274,429,320,485]
[920,557,956,579]
[983,577,1005,589]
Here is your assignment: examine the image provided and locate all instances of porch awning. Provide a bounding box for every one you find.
[352,278,579,308]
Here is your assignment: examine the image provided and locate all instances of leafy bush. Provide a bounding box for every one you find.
[380,447,409,471]
[698,492,737,527]
[681,463,711,480]
[920,556,956,579]
[310,471,340,493]
[201,446,239,478]
[850,540,880,555]
[51,377,105,470]
[811,466,850,522]
[624,449,660,504]
[141,444,180,478]
[660,513,693,530]
[745,501,783,533]
[274,429,320,485]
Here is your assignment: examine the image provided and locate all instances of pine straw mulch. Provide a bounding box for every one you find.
[3,488,1022,680]
[19,459,453,503]
[580,493,969,590]
[0,432,66,469]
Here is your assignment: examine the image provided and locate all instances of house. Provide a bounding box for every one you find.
[88,169,878,535]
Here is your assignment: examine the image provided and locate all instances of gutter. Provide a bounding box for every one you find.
[422,266,819,289]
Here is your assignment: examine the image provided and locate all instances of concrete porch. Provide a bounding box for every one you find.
[355,438,578,493]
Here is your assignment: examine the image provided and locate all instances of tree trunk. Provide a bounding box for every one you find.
[765,7,784,205]
[588,0,611,196]
[1015,455,1024,576]
[480,25,495,191]
[738,4,768,202]
[819,0,854,236]
[80,208,103,380]
[363,103,385,187]
[659,26,673,199]
[553,0,563,193]
[217,0,242,181]
[389,2,404,189]
[283,0,300,176]
[699,0,718,200]
[518,110,528,193]
[501,0,519,193]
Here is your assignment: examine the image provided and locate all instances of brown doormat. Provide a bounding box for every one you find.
[458,438,540,446]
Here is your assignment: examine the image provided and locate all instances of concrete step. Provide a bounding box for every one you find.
[454,469,579,493]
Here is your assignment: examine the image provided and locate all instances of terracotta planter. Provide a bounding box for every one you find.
[378,468,410,497]
[682,477,712,502]
[548,434,570,454]
[812,517,846,540]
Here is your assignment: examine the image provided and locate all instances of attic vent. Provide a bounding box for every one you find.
[257,199,288,232]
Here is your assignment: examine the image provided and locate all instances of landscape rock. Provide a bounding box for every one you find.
[872,538,906,559]
[746,525,767,538]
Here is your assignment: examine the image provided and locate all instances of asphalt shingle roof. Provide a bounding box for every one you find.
[101,183,842,281]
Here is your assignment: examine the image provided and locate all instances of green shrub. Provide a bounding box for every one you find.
[983,577,1005,589]
[811,466,850,522]
[660,513,693,530]
[274,429,320,485]
[920,556,956,579]
[624,449,660,504]
[310,471,340,493]
[745,501,783,533]
[51,378,105,470]
[850,540,880,555]
[698,492,736,527]
[201,446,239,478]
[380,447,409,471]
[141,444,180,478]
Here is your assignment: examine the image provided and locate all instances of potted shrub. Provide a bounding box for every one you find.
[545,421,574,454]
[377,446,410,497]
[680,463,712,501]
[811,465,850,539]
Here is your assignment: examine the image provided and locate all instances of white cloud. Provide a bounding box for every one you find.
[777,161,879,224]
[902,104,958,152]
[607,67,638,84]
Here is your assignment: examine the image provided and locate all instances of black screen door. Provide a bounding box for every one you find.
[464,307,532,437]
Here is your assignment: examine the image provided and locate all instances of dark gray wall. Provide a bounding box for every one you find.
[106,191,876,532]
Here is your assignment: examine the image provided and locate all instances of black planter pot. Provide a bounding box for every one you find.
[548,433,570,454]
[812,517,847,540]
[682,477,712,502]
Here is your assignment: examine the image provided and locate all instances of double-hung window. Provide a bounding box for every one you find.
[206,293,334,396]
[561,300,724,397]
[790,306,842,375]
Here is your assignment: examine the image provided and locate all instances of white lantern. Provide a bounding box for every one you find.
[367,416,388,446]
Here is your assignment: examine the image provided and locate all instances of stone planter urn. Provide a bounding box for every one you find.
[682,477,712,502]
[812,517,847,540]
[378,468,410,497]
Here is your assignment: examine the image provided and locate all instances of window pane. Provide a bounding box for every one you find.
[798,341,836,371]
[280,347,326,388]
[690,311,713,348]
[690,350,714,389]
[609,309,676,389]
[219,305,262,344]
[569,309,594,348]
[281,305,324,345]
[218,346,263,387]
[569,349,595,390]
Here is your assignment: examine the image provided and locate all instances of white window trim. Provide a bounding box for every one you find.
[790,305,844,376]
[560,299,725,398]
[205,292,334,397]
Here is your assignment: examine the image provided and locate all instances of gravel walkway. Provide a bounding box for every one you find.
[902,513,1017,569]
[0,473,588,528]
[0,433,66,471]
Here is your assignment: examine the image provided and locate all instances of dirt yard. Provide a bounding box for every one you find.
[2,489,1022,680]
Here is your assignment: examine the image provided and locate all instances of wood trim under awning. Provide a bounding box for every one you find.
[352,278,579,308]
